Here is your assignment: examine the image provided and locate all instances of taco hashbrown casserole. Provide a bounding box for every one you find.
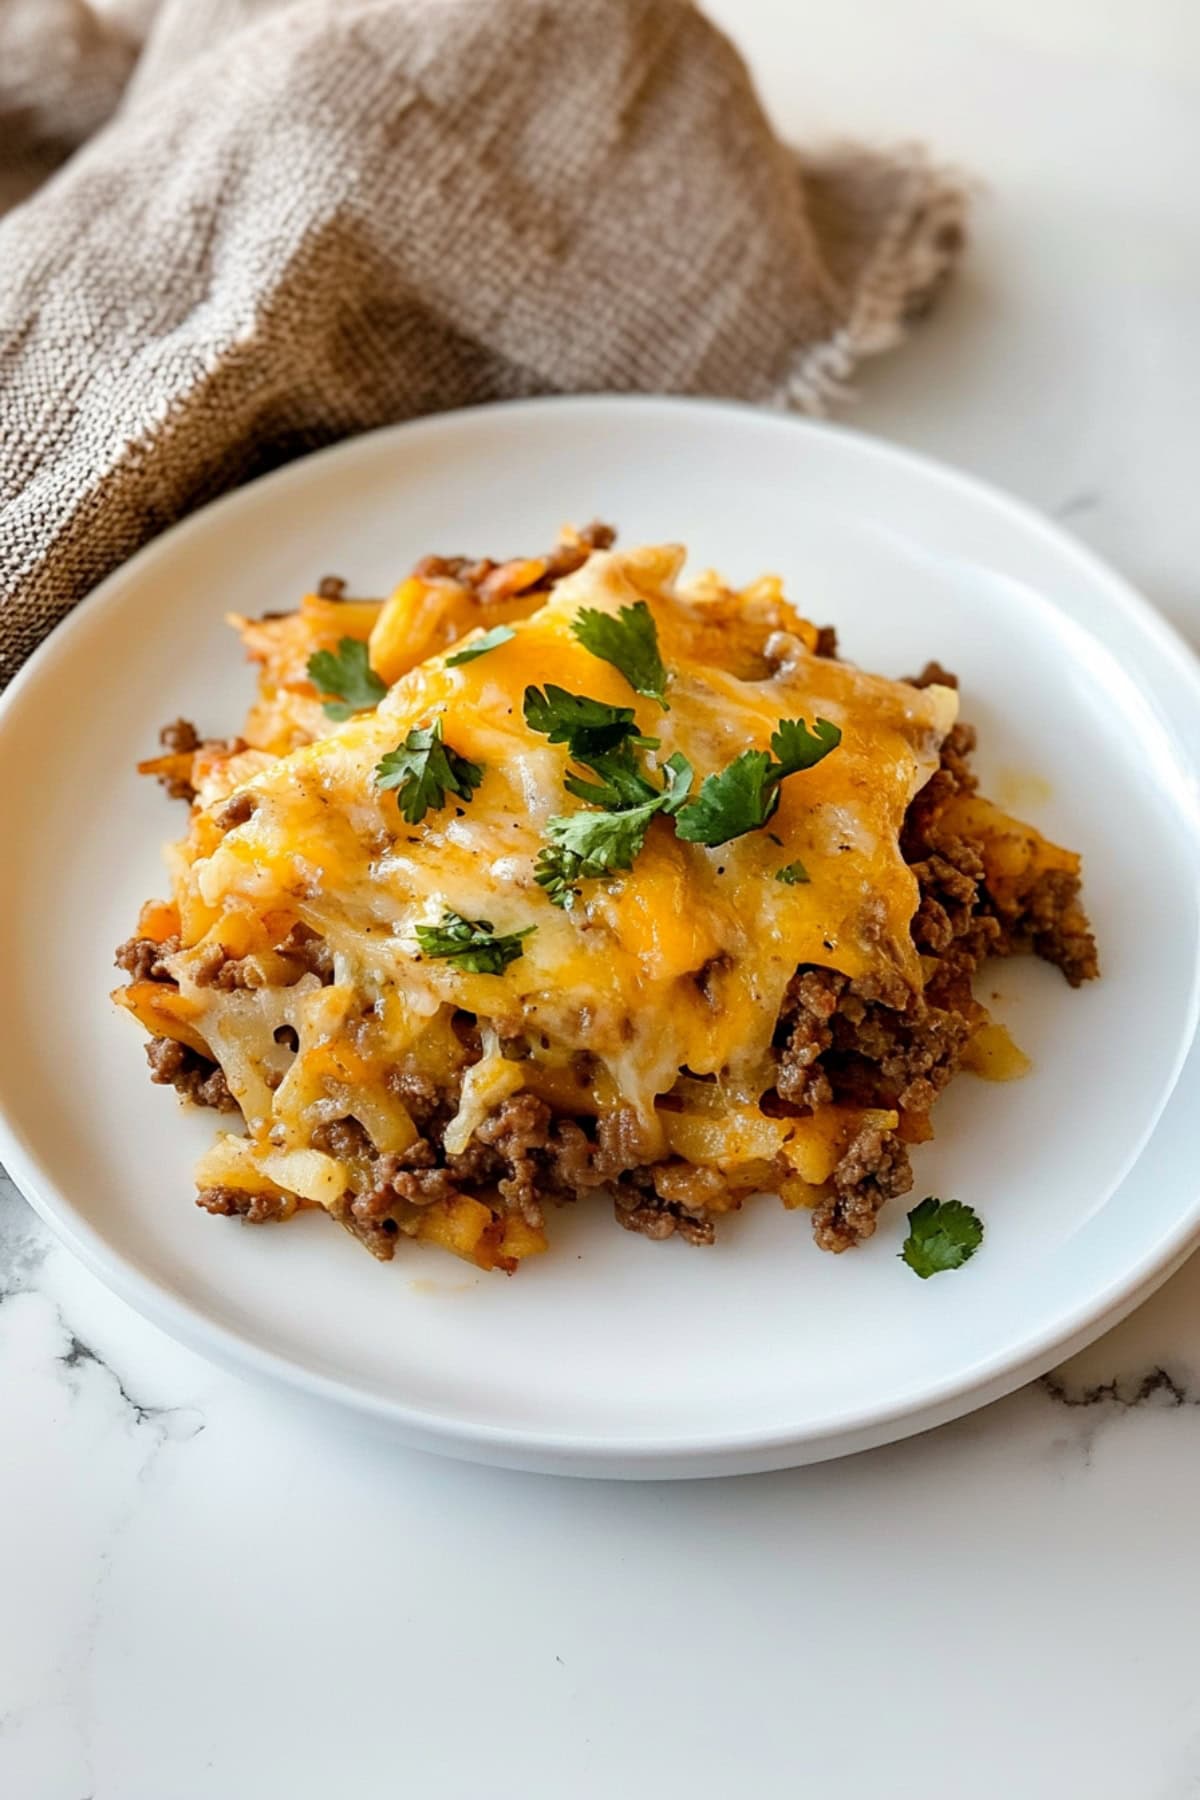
[114,525,1097,1274]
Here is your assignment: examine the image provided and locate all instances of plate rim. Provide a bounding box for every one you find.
[3,392,1200,1477]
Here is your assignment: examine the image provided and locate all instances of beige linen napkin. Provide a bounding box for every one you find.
[0,0,967,688]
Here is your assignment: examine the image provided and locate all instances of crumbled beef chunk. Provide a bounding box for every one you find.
[383,1067,449,1131]
[812,1121,914,1252]
[1019,868,1100,987]
[777,968,846,1106]
[475,1092,553,1228]
[316,576,347,599]
[215,791,257,830]
[907,659,959,690]
[159,718,199,755]
[273,922,334,983]
[412,523,615,595]
[114,934,178,982]
[152,718,201,799]
[541,520,615,582]
[593,1104,661,1181]
[813,625,839,659]
[196,1185,289,1223]
[614,1185,717,1246]
[144,1036,238,1112]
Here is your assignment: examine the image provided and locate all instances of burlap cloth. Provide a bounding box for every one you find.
[0,0,968,688]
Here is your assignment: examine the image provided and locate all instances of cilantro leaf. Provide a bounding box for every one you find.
[563,739,661,809]
[374,716,484,825]
[900,1197,984,1279]
[675,716,841,849]
[775,860,810,885]
[674,748,776,847]
[535,798,664,909]
[414,910,534,975]
[770,716,843,775]
[535,752,692,909]
[523,684,657,760]
[445,624,516,667]
[307,637,387,720]
[571,601,670,708]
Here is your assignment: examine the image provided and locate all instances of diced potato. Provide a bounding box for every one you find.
[113,980,210,1058]
[414,1196,505,1268]
[961,1021,1032,1082]
[498,1215,549,1261]
[195,1134,297,1215]
[938,793,1078,911]
[369,575,546,685]
[662,1106,791,1168]
[137,899,180,944]
[253,1146,349,1208]
[783,1107,900,1185]
[778,1175,822,1211]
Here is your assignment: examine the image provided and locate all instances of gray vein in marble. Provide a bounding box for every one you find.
[1040,1366,1195,1409]
[1038,1365,1198,1467]
[1,1177,203,1444]
[59,1331,205,1442]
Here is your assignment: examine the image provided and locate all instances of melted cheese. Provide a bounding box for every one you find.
[177,546,956,1124]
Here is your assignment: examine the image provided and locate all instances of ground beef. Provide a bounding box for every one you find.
[813,1121,914,1253]
[316,575,347,599]
[153,719,201,799]
[614,1186,717,1246]
[475,1092,553,1228]
[813,625,839,659]
[412,523,615,595]
[593,1104,661,1182]
[196,1184,290,1223]
[273,922,335,984]
[215,791,257,830]
[776,968,845,1107]
[159,718,199,755]
[145,1036,238,1112]
[907,659,959,690]
[114,934,179,981]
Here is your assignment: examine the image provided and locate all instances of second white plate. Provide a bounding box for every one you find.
[1,396,1198,1476]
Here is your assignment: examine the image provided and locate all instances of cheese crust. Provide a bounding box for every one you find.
[115,528,1094,1271]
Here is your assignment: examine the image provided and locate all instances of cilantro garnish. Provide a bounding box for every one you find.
[413,910,534,975]
[775,860,810,885]
[675,717,841,848]
[445,625,516,667]
[523,684,657,760]
[571,601,670,708]
[306,637,387,720]
[535,752,693,909]
[374,716,484,825]
[900,1197,984,1278]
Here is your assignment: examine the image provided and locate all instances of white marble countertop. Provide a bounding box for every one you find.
[4,4,1199,1796]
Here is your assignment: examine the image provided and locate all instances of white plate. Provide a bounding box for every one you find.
[2,396,1199,1478]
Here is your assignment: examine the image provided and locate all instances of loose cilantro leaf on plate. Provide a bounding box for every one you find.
[306,637,387,720]
[414,910,534,975]
[900,1197,984,1279]
[374,716,484,825]
[675,716,841,849]
[775,860,810,885]
[571,601,670,708]
[445,624,517,667]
